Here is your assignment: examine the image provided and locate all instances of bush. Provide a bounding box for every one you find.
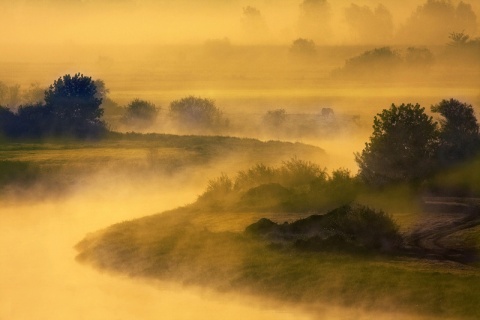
[405,47,434,67]
[122,99,159,129]
[196,159,358,212]
[278,158,326,188]
[262,109,286,128]
[336,47,403,78]
[198,174,235,209]
[169,96,229,133]
[246,204,403,253]
[234,163,276,192]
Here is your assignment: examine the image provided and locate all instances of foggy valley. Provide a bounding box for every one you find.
[1,0,480,319]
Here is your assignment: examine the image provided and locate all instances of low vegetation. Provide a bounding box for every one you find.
[197,158,358,212]
[76,200,480,319]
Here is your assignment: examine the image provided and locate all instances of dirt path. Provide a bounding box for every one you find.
[405,198,480,264]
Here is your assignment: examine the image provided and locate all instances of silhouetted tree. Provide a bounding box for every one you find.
[241,6,269,42]
[122,99,159,128]
[263,109,286,127]
[345,4,393,44]
[405,47,434,67]
[0,106,17,137]
[335,47,403,78]
[92,79,123,124]
[432,99,480,166]
[169,96,229,133]
[448,31,471,46]
[44,73,106,137]
[447,31,480,49]
[14,103,52,137]
[355,103,438,187]
[93,79,109,100]
[444,31,480,64]
[298,0,331,43]
[397,0,477,44]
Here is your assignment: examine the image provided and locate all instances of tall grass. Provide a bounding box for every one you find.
[198,158,359,212]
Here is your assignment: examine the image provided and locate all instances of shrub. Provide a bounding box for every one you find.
[122,99,159,129]
[279,158,327,188]
[196,159,359,212]
[234,164,277,192]
[169,96,229,133]
[246,204,403,253]
[334,47,403,78]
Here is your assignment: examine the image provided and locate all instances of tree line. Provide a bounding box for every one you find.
[0,74,106,139]
[0,74,229,139]
[1,73,479,194]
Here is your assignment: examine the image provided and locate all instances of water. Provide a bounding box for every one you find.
[0,186,313,320]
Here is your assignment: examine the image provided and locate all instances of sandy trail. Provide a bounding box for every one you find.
[406,198,480,263]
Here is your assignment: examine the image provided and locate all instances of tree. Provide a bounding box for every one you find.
[241,6,269,43]
[355,103,438,187]
[17,103,56,137]
[405,47,434,68]
[122,99,159,128]
[344,4,393,44]
[298,0,331,43]
[432,99,480,166]
[0,106,17,137]
[397,0,477,45]
[169,96,229,133]
[334,47,403,79]
[44,73,106,137]
[263,109,286,127]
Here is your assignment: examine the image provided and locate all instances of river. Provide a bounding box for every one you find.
[0,182,316,320]
[1,175,441,320]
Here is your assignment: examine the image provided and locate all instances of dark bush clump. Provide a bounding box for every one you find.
[245,204,403,253]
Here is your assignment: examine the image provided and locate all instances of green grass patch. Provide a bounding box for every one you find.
[0,133,325,200]
[76,207,480,319]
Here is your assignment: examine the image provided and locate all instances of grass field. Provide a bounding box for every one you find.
[0,133,326,202]
[76,205,480,320]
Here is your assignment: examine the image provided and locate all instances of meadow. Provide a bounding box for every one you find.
[0,133,326,202]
